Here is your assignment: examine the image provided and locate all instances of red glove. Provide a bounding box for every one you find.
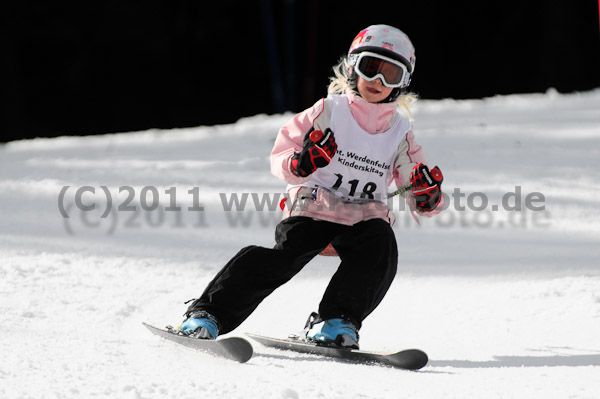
[410,163,443,211]
[291,127,337,177]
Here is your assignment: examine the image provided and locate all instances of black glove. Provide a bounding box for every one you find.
[291,127,337,177]
[410,163,443,211]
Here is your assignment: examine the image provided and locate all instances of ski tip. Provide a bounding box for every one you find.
[142,322,161,331]
[398,349,429,370]
[224,338,254,363]
[144,322,253,363]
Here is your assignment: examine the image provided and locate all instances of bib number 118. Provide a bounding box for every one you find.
[331,173,377,199]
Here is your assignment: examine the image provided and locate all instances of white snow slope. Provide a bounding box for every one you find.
[1,89,600,399]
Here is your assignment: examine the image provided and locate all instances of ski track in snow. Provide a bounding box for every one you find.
[1,90,600,399]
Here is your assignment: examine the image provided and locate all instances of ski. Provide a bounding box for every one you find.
[143,323,253,363]
[246,333,428,370]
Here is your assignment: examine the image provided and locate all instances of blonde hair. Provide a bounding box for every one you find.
[327,57,417,121]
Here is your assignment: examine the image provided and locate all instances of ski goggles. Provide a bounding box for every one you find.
[351,51,409,88]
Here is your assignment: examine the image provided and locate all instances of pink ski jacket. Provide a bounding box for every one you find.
[270,92,443,226]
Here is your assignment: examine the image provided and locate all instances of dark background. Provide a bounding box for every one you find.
[1,1,599,143]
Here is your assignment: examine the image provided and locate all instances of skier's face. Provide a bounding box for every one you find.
[356,76,393,103]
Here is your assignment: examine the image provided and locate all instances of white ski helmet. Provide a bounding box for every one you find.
[348,24,416,90]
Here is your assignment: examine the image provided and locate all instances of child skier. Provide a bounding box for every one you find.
[179,24,444,348]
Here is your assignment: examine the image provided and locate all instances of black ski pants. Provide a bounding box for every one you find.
[187,216,398,334]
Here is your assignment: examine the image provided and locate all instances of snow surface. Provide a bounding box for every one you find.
[1,89,600,399]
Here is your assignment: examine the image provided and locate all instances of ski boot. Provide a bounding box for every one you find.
[305,312,359,349]
[179,311,219,339]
